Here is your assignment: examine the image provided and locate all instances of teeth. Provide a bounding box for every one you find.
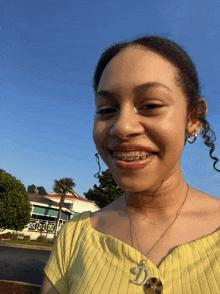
[112,151,153,162]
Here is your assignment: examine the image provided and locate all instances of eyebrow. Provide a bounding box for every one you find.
[95,82,173,99]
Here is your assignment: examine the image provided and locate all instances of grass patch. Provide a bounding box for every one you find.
[0,239,53,247]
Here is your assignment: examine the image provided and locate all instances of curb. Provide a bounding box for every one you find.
[0,242,53,251]
[0,280,41,287]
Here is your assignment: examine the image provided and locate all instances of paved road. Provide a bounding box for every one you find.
[0,245,51,286]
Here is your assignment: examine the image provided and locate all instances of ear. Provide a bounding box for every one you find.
[186,99,208,137]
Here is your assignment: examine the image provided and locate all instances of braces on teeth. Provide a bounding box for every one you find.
[113,152,153,161]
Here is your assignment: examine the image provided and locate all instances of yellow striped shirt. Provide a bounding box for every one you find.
[44,211,220,293]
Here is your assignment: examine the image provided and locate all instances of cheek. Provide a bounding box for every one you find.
[93,121,107,150]
[92,123,100,148]
[151,121,185,158]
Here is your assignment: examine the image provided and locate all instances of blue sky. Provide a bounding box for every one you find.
[1,0,220,199]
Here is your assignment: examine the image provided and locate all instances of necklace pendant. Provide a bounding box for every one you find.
[131,260,149,286]
[144,278,163,293]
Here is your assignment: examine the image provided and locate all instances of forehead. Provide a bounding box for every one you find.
[97,46,180,95]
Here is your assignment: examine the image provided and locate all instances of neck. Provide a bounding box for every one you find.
[124,173,189,221]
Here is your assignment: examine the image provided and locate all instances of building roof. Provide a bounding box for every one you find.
[44,192,94,204]
[28,193,71,209]
[49,190,81,197]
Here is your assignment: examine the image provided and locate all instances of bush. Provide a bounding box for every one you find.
[0,232,13,240]
[11,234,18,241]
[47,239,55,244]
[0,169,32,230]
[23,235,30,241]
[36,236,47,243]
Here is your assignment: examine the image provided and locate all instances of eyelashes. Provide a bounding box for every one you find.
[95,108,118,115]
[140,104,163,110]
[95,104,163,116]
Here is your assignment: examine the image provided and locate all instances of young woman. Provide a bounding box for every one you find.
[42,36,220,294]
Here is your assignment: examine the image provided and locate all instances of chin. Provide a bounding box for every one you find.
[112,174,153,192]
[118,180,164,194]
[110,166,166,193]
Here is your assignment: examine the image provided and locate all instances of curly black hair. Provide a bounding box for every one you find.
[92,35,219,173]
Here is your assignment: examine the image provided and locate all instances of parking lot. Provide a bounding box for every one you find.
[0,245,51,286]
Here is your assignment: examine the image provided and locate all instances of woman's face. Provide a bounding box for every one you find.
[93,46,189,192]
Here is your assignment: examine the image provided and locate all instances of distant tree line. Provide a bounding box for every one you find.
[27,184,47,195]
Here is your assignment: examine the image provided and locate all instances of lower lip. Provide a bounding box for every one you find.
[113,154,156,170]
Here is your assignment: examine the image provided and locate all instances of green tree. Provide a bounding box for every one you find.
[0,169,32,231]
[36,186,48,195]
[27,184,36,194]
[53,177,75,240]
[84,169,124,209]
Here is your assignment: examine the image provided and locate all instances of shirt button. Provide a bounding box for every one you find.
[144,277,163,293]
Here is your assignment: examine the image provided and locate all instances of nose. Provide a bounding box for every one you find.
[109,105,145,139]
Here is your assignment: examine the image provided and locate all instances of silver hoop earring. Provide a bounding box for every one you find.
[188,128,198,144]
[94,153,101,178]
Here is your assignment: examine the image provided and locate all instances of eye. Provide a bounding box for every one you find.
[95,108,117,115]
[139,104,163,110]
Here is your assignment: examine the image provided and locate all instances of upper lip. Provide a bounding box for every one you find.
[108,144,159,154]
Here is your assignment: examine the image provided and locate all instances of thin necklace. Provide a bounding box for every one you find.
[125,184,189,258]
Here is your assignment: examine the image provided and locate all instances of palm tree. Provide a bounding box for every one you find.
[52,177,75,241]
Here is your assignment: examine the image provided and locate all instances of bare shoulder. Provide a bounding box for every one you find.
[192,187,220,211]
[90,206,116,229]
[90,195,126,230]
[189,187,220,228]
[41,274,60,294]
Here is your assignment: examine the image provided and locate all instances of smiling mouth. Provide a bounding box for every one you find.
[108,150,159,162]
